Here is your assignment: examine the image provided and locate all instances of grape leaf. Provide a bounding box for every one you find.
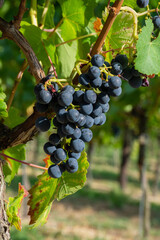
[135,19,160,75]
[3,144,26,184]
[0,87,8,118]
[7,183,29,231]
[28,151,88,228]
[4,107,25,128]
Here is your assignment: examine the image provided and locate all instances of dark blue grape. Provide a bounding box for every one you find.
[59,162,67,173]
[50,154,62,164]
[67,109,80,123]
[66,158,78,173]
[53,117,61,128]
[80,102,93,115]
[98,113,106,125]
[90,77,102,88]
[36,89,52,104]
[43,142,56,155]
[48,164,62,178]
[111,62,123,75]
[77,114,86,127]
[98,102,110,113]
[35,117,50,132]
[91,54,104,67]
[56,108,67,124]
[108,76,122,89]
[49,133,61,145]
[137,0,149,8]
[131,67,141,77]
[104,61,110,67]
[84,90,97,104]
[62,85,75,94]
[35,102,48,112]
[78,74,90,86]
[73,90,84,104]
[100,80,109,91]
[72,128,81,139]
[57,125,67,138]
[115,54,128,69]
[122,67,133,80]
[94,116,101,125]
[70,139,85,153]
[69,152,81,160]
[81,128,93,142]
[84,115,94,128]
[129,76,142,88]
[108,87,122,97]
[58,91,73,107]
[91,103,102,117]
[34,83,45,95]
[62,123,75,135]
[88,66,101,79]
[98,92,110,104]
[153,16,160,29]
[53,148,67,161]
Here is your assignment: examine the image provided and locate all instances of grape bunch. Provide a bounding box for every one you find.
[137,0,149,8]
[34,53,145,179]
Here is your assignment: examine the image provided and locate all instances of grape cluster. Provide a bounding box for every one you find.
[34,53,135,179]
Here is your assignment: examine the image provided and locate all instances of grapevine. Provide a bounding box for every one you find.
[0,0,160,236]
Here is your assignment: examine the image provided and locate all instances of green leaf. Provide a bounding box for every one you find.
[3,144,26,184]
[105,11,134,62]
[7,183,29,231]
[28,151,88,227]
[0,87,8,118]
[135,19,160,75]
[4,107,25,128]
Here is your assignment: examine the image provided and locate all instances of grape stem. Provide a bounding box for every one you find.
[0,153,47,171]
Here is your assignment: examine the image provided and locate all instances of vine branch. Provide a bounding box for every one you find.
[13,0,27,29]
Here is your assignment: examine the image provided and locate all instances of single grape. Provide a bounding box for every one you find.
[81,128,93,142]
[77,114,86,127]
[115,54,128,69]
[137,0,149,8]
[36,89,52,104]
[94,116,101,125]
[100,80,109,92]
[69,152,81,160]
[84,115,94,128]
[72,128,81,139]
[66,158,78,173]
[108,76,122,89]
[78,74,90,86]
[57,125,67,138]
[98,102,110,113]
[62,85,75,94]
[108,87,122,97]
[87,66,101,79]
[35,117,50,132]
[70,139,85,153]
[90,77,102,88]
[153,16,160,29]
[98,92,110,104]
[35,102,48,113]
[98,113,106,126]
[104,61,110,67]
[49,133,61,145]
[91,54,104,67]
[111,62,123,75]
[53,148,67,161]
[53,117,61,128]
[80,102,93,115]
[131,67,141,77]
[67,109,80,123]
[50,155,62,164]
[48,164,62,178]
[56,108,68,124]
[84,90,97,104]
[62,123,75,135]
[34,83,45,95]
[122,67,133,81]
[91,103,102,117]
[43,142,56,155]
[58,91,73,107]
[129,76,142,88]
[73,90,84,104]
